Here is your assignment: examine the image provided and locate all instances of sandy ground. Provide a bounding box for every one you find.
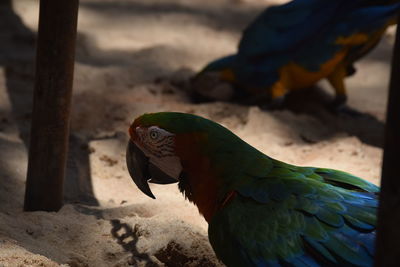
[0,0,394,266]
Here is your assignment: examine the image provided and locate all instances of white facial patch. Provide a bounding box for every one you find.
[134,126,182,180]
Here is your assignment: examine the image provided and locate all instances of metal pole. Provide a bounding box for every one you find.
[375,21,400,266]
[24,0,79,211]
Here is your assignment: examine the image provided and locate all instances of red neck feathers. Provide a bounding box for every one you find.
[175,133,222,222]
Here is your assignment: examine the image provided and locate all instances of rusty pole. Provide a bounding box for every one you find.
[24,0,79,211]
[375,21,400,266]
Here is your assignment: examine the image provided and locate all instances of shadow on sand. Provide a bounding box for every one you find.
[0,1,98,206]
[283,86,385,148]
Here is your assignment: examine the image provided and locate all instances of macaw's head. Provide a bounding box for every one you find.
[199,55,237,82]
[126,112,258,221]
[190,55,237,102]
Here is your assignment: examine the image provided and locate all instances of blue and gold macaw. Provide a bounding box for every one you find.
[195,0,400,109]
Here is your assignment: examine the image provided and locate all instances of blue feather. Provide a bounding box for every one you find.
[200,0,400,92]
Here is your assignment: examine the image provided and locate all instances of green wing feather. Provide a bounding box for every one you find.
[209,158,378,267]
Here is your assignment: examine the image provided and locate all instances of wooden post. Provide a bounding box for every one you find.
[24,0,79,211]
[375,22,400,266]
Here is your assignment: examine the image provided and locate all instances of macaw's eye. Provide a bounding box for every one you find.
[149,129,159,140]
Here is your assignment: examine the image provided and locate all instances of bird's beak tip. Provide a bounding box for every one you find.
[126,139,178,199]
[126,140,155,199]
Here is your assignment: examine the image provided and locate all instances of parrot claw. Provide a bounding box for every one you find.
[328,94,364,117]
[328,95,364,117]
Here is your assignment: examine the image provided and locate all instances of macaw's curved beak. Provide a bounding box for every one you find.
[126,140,177,199]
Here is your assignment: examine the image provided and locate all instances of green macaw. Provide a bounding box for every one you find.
[126,112,378,267]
